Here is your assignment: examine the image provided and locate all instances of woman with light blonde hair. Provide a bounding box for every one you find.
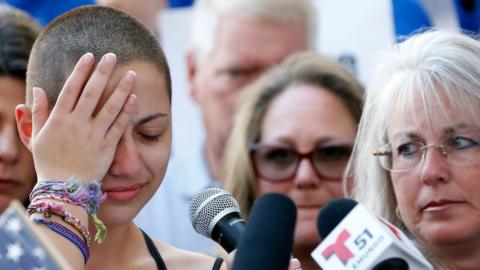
[349,29,480,269]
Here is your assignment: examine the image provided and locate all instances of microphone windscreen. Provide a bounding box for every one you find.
[232,193,297,270]
[317,198,357,239]
[189,187,241,238]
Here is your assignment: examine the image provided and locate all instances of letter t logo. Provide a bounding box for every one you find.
[321,229,354,265]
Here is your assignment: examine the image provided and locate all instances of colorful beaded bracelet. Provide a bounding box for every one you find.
[33,216,89,264]
[30,177,106,243]
[27,200,91,246]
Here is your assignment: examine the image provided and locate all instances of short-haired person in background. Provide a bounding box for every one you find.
[224,52,364,270]
[0,5,39,213]
[348,30,480,269]
[136,0,316,254]
[16,6,226,269]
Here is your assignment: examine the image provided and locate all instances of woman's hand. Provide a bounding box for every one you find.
[289,258,302,270]
[30,52,137,183]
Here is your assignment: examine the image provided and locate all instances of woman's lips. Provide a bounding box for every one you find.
[103,183,145,201]
[296,203,323,209]
[422,200,464,212]
[0,178,21,192]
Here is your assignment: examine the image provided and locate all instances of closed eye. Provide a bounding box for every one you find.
[138,133,160,142]
[219,66,262,86]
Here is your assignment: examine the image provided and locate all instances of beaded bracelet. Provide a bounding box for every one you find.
[30,176,106,243]
[27,200,91,246]
[33,216,89,264]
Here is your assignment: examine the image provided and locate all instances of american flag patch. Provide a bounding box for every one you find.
[0,200,71,270]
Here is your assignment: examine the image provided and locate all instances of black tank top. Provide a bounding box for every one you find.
[141,230,224,270]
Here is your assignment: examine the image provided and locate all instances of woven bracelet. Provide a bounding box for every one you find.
[28,203,91,247]
[33,216,89,264]
[30,177,106,243]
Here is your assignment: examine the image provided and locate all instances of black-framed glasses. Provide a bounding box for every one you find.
[250,141,353,182]
[373,136,480,172]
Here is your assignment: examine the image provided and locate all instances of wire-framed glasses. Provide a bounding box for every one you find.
[373,136,480,172]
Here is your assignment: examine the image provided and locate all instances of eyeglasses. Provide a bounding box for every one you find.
[373,136,480,172]
[250,141,353,182]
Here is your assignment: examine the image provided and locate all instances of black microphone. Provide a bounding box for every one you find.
[317,197,357,239]
[312,198,433,270]
[232,193,297,270]
[189,188,246,252]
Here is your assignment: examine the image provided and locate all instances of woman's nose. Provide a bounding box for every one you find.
[419,146,451,185]
[0,126,20,163]
[109,137,142,177]
[293,158,319,189]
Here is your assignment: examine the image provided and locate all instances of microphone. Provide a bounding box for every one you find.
[189,187,246,252]
[232,193,297,270]
[311,198,433,270]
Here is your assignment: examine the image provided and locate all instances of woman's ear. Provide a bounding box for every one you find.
[15,104,33,152]
[185,49,199,103]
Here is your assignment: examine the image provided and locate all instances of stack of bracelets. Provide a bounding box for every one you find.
[27,176,106,264]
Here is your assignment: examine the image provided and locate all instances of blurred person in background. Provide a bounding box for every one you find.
[224,51,364,270]
[96,0,167,34]
[0,4,39,213]
[136,0,316,254]
[349,30,480,269]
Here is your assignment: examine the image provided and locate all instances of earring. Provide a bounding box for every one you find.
[395,206,402,221]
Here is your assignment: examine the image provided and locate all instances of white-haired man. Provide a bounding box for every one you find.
[136,0,316,254]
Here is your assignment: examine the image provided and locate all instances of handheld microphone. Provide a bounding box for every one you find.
[311,198,433,270]
[232,193,297,270]
[189,188,246,252]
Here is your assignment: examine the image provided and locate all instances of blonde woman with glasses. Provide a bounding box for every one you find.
[349,30,480,269]
[224,51,364,270]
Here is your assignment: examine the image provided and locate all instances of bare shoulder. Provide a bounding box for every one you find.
[153,239,226,270]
